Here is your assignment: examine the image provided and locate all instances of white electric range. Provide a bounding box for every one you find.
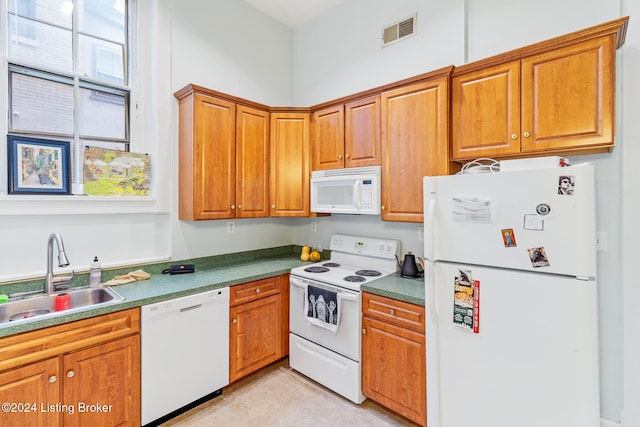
[289,234,400,404]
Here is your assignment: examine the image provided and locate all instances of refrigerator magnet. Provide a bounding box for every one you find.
[558,175,575,195]
[501,228,517,247]
[535,203,551,216]
[523,214,544,231]
[453,269,476,332]
[527,247,550,268]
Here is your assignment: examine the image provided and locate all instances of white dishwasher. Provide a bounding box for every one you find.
[141,288,230,425]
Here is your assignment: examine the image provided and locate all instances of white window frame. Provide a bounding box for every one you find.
[0,0,166,215]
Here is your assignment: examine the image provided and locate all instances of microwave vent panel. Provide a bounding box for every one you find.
[382,14,416,47]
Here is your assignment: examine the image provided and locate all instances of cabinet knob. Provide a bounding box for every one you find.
[66,370,75,378]
[48,375,58,383]
[255,288,261,293]
[381,205,386,211]
[232,318,238,324]
[523,131,531,138]
[272,205,276,209]
[338,154,343,160]
[389,309,395,315]
[238,204,242,209]
[231,205,235,210]
[362,328,366,334]
[346,154,350,159]
[511,133,518,140]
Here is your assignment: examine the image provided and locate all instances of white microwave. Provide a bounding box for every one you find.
[310,166,381,215]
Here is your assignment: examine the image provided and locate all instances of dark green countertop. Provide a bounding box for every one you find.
[0,251,425,338]
[362,272,425,306]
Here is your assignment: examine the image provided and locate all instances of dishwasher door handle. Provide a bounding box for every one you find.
[179,303,202,313]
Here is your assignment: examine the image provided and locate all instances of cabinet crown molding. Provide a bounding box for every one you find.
[453,16,629,76]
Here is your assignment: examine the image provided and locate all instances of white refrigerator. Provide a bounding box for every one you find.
[423,163,600,427]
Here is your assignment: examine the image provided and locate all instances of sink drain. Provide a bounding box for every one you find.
[9,309,50,321]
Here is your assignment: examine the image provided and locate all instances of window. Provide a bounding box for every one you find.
[6,0,130,188]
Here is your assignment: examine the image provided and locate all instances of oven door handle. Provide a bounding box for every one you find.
[290,277,358,301]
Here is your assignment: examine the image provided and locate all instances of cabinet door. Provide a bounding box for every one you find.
[229,294,282,383]
[521,35,615,153]
[236,105,270,218]
[312,105,344,170]
[270,112,310,217]
[381,78,450,223]
[179,93,236,220]
[62,335,140,427]
[362,316,426,426]
[345,95,381,168]
[451,61,521,161]
[0,358,61,427]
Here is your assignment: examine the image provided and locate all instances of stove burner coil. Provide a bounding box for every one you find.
[343,275,366,282]
[304,266,330,273]
[322,262,341,268]
[355,270,382,277]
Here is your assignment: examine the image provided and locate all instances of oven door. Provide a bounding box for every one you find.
[289,275,361,361]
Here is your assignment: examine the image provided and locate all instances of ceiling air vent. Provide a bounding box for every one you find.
[382,14,417,47]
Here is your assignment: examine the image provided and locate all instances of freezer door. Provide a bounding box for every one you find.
[424,163,596,277]
[425,262,599,427]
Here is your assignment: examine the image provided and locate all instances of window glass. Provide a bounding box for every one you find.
[77,0,126,44]
[9,71,74,135]
[6,0,130,169]
[8,15,73,73]
[78,85,127,139]
[78,34,125,84]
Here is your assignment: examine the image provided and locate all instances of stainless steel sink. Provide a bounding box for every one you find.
[0,287,124,325]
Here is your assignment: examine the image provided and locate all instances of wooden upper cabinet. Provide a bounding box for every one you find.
[451,17,627,162]
[451,61,521,159]
[345,95,381,168]
[177,90,236,220]
[521,35,615,153]
[381,74,451,223]
[312,95,380,170]
[270,112,311,217]
[175,85,271,220]
[312,104,345,170]
[236,105,270,218]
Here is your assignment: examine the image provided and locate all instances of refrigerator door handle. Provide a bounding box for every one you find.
[427,260,438,325]
[425,190,436,261]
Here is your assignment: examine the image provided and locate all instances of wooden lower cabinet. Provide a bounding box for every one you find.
[0,357,61,426]
[362,292,426,426]
[0,308,141,427]
[62,335,140,427]
[229,275,289,383]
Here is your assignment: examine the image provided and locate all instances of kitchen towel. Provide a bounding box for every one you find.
[305,284,341,334]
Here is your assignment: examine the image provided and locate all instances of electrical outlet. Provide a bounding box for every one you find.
[311,220,317,232]
[418,226,424,242]
[227,221,235,233]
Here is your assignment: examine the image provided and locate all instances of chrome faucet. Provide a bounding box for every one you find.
[45,233,70,294]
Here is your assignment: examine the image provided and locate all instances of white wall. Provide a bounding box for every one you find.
[168,0,298,261]
[293,0,466,105]
[621,1,640,425]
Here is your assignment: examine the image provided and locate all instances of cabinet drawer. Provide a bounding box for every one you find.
[362,292,425,333]
[0,308,140,373]
[230,276,281,307]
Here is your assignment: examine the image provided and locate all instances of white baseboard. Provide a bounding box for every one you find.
[602,418,621,427]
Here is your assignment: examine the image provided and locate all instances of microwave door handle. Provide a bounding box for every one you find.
[354,180,361,210]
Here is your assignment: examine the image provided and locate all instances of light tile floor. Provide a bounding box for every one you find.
[160,359,419,427]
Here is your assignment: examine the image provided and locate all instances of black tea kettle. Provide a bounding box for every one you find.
[401,251,421,278]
